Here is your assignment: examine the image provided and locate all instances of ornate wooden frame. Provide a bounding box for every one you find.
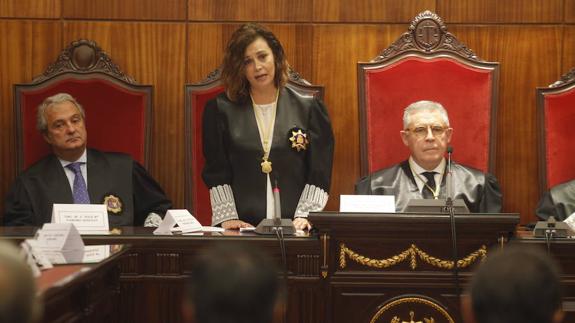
[357,10,500,176]
[13,39,153,171]
[536,67,575,193]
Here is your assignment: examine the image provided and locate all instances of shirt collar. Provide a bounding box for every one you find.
[408,156,445,175]
[59,149,88,168]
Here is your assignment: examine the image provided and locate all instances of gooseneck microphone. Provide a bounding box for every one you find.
[446,146,454,202]
[273,178,282,224]
[255,174,295,235]
[445,146,460,308]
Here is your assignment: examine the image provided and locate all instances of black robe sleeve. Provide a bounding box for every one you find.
[3,177,36,226]
[305,98,335,191]
[536,191,560,220]
[479,172,503,213]
[292,97,335,217]
[355,175,373,195]
[201,98,233,188]
[132,161,173,226]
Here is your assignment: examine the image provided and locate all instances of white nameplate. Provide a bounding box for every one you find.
[35,223,85,252]
[339,195,396,213]
[82,245,111,263]
[51,204,109,234]
[564,212,575,233]
[153,209,202,234]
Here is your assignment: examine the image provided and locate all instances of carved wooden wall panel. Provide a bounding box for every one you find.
[63,22,187,209]
[312,24,406,211]
[449,25,563,223]
[187,24,232,83]
[0,20,61,220]
[188,0,312,22]
[62,0,186,20]
[563,27,575,71]
[567,0,575,22]
[438,0,564,23]
[0,0,59,18]
[313,0,435,22]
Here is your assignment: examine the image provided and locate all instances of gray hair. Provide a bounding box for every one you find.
[37,93,85,133]
[0,241,40,323]
[402,100,450,129]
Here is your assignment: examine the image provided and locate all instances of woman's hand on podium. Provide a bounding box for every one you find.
[293,217,312,231]
[221,220,253,230]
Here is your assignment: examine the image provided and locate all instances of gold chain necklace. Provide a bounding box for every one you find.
[251,89,279,174]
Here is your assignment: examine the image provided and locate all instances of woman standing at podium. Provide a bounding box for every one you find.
[202,23,334,230]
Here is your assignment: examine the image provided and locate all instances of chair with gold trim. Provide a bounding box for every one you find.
[184,68,323,225]
[14,39,152,172]
[536,67,575,193]
[357,10,499,177]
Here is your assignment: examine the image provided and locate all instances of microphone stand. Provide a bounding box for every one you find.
[445,147,461,308]
[272,176,289,323]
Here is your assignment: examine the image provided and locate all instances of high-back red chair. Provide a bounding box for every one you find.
[185,68,324,225]
[358,10,499,176]
[14,39,152,172]
[536,67,575,193]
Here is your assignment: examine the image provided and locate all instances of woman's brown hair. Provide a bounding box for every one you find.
[221,23,289,103]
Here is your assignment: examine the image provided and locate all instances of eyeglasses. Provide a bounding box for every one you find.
[404,125,449,138]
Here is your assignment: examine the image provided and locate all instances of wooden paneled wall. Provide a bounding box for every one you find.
[1,0,573,225]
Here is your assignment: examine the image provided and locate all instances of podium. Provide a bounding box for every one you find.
[308,212,519,323]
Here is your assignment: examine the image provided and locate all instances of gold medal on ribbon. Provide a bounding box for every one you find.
[261,158,272,174]
[251,90,279,175]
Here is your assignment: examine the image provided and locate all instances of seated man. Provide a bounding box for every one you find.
[463,245,564,323]
[4,93,172,226]
[355,100,502,213]
[0,241,40,323]
[536,179,575,221]
[182,244,283,323]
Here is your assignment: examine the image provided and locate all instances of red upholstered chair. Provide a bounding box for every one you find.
[185,68,324,225]
[536,68,575,193]
[14,39,152,171]
[358,11,499,176]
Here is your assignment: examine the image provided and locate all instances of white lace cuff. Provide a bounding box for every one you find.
[144,213,163,227]
[210,184,239,226]
[294,184,329,218]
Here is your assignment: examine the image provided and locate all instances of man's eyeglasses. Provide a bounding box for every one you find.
[404,125,449,138]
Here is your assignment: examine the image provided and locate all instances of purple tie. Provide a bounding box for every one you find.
[66,162,90,204]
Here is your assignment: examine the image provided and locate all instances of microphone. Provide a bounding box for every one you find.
[255,173,295,235]
[445,145,460,309]
[446,146,454,202]
[273,178,281,224]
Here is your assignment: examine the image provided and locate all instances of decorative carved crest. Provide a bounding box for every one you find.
[287,66,311,85]
[33,39,136,84]
[373,10,478,62]
[197,67,222,85]
[369,297,454,323]
[549,67,575,88]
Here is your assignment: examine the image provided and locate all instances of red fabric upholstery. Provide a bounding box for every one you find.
[362,56,494,174]
[17,76,149,169]
[542,90,575,188]
[186,83,224,225]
